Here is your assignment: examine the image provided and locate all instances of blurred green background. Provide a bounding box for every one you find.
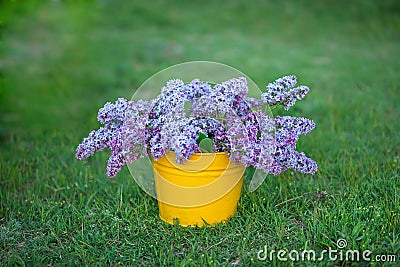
[1,0,399,265]
[1,0,398,136]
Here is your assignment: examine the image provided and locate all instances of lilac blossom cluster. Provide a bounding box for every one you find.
[146,77,255,163]
[226,110,276,173]
[76,75,318,178]
[76,98,130,178]
[171,118,227,163]
[121,100,153,163]
[261,75,310,110]
[271,116,318,174]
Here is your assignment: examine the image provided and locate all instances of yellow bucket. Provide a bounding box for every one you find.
[152,152,245,227]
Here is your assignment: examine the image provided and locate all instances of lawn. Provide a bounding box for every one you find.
[1,0,399,266]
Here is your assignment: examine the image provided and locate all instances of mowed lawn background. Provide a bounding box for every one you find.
[1,0,399,266]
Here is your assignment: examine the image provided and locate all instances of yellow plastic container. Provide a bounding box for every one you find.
[152,152,245,227]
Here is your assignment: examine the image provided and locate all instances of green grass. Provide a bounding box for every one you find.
[1,0,399,266]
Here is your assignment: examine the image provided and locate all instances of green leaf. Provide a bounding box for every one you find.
[199,137,214,153]
[197,132,208,143]
[184,102,192,115]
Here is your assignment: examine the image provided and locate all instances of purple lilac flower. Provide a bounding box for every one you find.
[160,118,190,158]
[226,110,275,173]
[245,97,262,109]
[193,117,227,152]
[269,160,286,175]
[149,78,240,161]
[190,88,235,119]
[169,117,227,163]
[151,91,185,120]
[161,78,184,95]
[274,116,315,137]
[243,111,260,143]
[251,111,276,173]
[104,124,127,178]
[181,79,212,100]
[221,77,248,98]
[173,123,201,163]
[121,100,152,163]
[148,82,188,160]
[76,98,144,178]
[261,75,310,110]
[232,96,251,118]
[77,76,317,179]
[152,79,212,118]
[222,77,258,118]
[272,116,318,174]
[97,98,129,124]
[189,77,252,119]
[149,132,165,160]
[75,127,110,159]
[107,150,126,178]
[76,97,129,162]
[152,92,186,119]
[147,94,186,158]
[226,117,250,164]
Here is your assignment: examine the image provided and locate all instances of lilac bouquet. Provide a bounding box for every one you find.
[76,75,317,178]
